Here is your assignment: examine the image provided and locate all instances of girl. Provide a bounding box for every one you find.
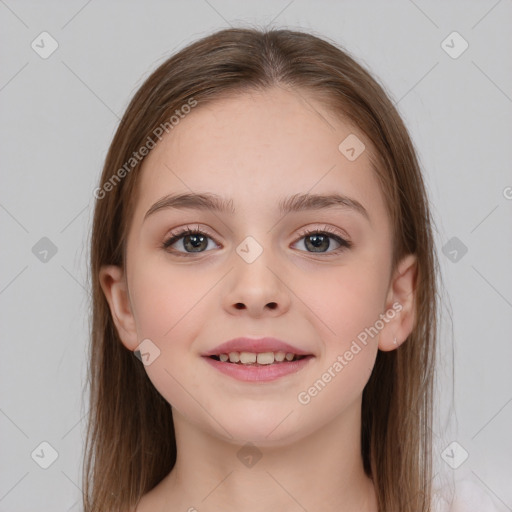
[84,27,440,511]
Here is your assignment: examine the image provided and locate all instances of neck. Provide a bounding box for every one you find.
[148,396,378,512]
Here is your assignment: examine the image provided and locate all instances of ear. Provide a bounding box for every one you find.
[99,265,138,351]
[378,253,418,352]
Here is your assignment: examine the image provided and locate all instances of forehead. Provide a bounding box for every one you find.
[132,87,387,226]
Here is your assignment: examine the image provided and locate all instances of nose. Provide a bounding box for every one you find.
[222,251,291,318]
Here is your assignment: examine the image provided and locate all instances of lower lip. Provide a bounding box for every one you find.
[203,356,314,382]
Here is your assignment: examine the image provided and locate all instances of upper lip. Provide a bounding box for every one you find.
[202,337,313,357]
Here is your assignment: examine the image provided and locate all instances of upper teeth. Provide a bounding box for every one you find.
[217,351,298,365]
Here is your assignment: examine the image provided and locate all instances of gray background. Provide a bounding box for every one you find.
[1,1,511,511]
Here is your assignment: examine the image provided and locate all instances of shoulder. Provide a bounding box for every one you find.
[432,478,505,512]
[130,486,168,512]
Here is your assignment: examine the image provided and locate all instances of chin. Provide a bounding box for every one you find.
[206,405,307,447]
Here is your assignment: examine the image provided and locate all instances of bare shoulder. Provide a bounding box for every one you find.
[131,488,161,512]
[130,474,177,512]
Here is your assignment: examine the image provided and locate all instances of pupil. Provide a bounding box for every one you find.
[306,234,328,252]
[185,234,207,252]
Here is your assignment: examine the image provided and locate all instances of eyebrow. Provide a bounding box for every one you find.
[144,192,370,222]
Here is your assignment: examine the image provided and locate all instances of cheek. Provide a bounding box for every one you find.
[299,260,389,350]
[292,266,384,418]
[292,262,386,388]
[127,259,214,413]
[129,258,202,340]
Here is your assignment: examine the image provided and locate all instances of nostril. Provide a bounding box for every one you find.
[233,302,278,310]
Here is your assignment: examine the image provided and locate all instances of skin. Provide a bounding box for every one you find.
[100,86,417,512]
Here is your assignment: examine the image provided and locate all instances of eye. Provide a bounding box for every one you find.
[161,224,352,256]
[162,225,220,255]
[292,226,352,254]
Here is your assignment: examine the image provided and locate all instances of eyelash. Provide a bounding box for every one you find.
[161,224,352,257]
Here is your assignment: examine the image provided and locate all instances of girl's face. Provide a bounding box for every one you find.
[101,86,416,445]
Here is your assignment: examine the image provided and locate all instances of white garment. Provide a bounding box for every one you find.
[433,478,507,512]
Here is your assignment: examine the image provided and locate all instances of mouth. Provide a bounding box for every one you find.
[202,337,315,382]
[203,353,314,382]
[208,351,310,366]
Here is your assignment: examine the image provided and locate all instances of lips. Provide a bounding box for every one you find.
[202,337,312,358]
[201,337,314,381]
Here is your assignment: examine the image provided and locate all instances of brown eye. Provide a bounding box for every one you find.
[162,227,220,255]
[304,233,336,252]
[293,228,352,254]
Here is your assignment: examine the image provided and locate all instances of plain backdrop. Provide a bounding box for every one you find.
[1,1,511,511]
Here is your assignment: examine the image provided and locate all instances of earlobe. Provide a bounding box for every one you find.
[378,253,418,352]
[99,265,138,350]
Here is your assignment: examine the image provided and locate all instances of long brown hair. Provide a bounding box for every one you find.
[83,26,438,512]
